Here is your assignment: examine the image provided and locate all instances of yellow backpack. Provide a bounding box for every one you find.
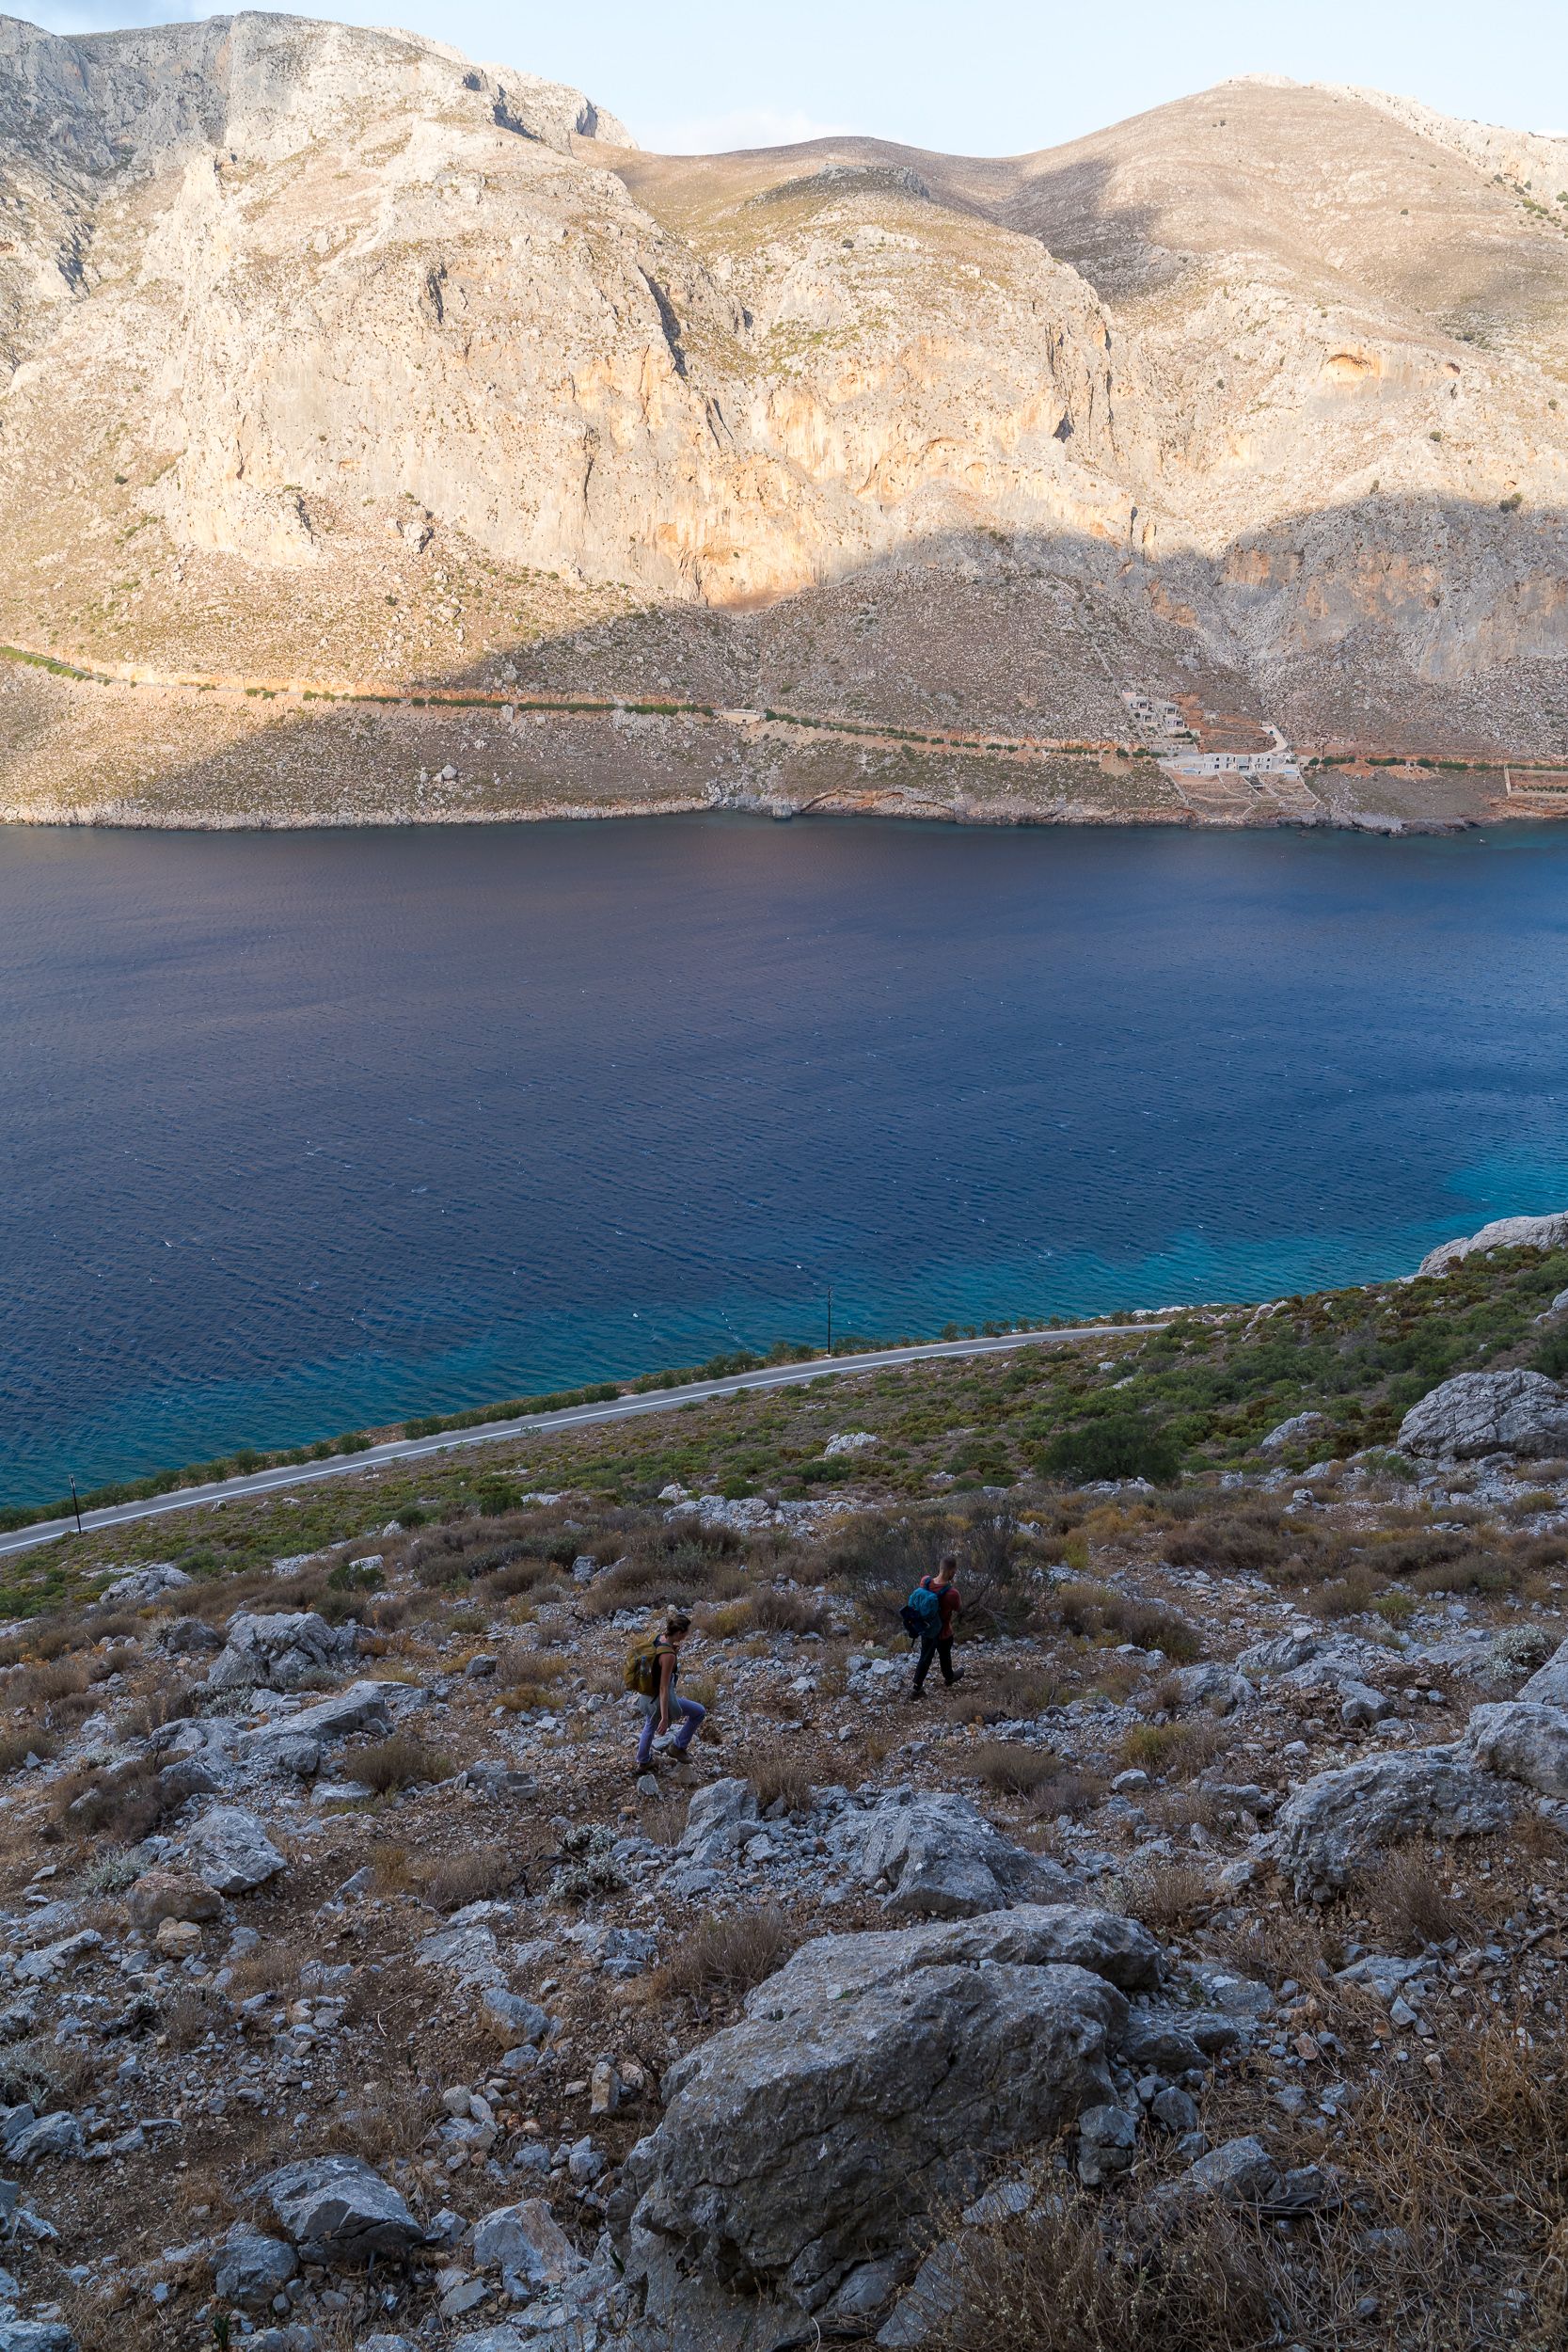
[624,1639,667,1697]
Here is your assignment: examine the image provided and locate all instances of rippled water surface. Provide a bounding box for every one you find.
[4,816,1568,1504]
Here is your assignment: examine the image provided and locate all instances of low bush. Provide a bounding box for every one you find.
[1121,1858,1215,1931]
[350,1735,457,1794]
[926,2178,1277,2350]
[1119,1717,1227,1779]
[652,1907,799,2005]
[416,1850,523,1911]
[51,1756,167,1844]
[968,1740,1063,1796]
[1037,1414,1180,1487]
[750,1754,817,1815]
[0,1725,55,1774]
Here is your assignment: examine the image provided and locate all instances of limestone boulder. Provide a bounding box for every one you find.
[469,2198,583,2294]
[1273,1747,1513,1895]
[1518,1635,1568,1708]
[260,2153,425,2265]
[612,1906,1153,2350]
[205,1611,357,1692]
[243,1679,396,1757]
[95,1563,190,1609]
[1465,1701,1568,1798]
[213,2222,298,2307]
[125,1868,222,1929]
[673,1777,757,1870]
[182,1805,286,1895]
[1259,1411,1327,1454]
[1397,1369,1568,1460]
[831,1790,1078,1918]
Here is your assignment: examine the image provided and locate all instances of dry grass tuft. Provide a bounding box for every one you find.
[1119,1716,1228,1781]
[927,2182,1279,2351]
[164,1987,224,2051]
[968,1740,1064,1796]
[652,1907,799,2006]
[50,1755,167,1844]
[750,1753,817,1815]
[415,1848,523,1910]
[0,1724,56,1774]
[350,1734,457,1794]
[1356,1843,1474,1953]
[1121,1858,1215,1931]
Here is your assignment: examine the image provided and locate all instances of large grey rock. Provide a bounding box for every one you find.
[612,1906,1153,2351]
[206,1611,357,1692]
[1259,1411,1327,1454]
[1236,1624,1320,1677]
[469,2198,583,2293]
[1465,1701,1568,1797]
[95,1562,191,1608]
[182,1805,286,1894]
[1397,1369,1568,1461]
[260,2153,424,2265]
[244,1680,396,1756]
[832,1791,1078,1918]
[1518,1635,1568,1708]
[1418,1212,1568,1278]
[675,1778,756,1867]
[1164,1661,1252,1715]
[1274,1747,1513,1895]
[213,2222,298,2306]
[0,2324,77,2352]
[1176,2135,1279,2201]
[0,2107,81,2166]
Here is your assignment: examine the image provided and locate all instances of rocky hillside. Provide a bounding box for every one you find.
[0,15,1565,824]
[1,1217,1567,2346]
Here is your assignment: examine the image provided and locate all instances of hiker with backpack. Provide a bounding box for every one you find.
[901,1554,964,1699]
[626,1609,706,1775]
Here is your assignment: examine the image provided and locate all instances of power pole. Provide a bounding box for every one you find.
[69,1476,83,1535]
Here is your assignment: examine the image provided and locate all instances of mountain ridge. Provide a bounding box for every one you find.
[0,13,1564,828]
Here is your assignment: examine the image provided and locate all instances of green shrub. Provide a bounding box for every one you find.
[1037,1415,1180,1486]
[1533,1331,1568,1381]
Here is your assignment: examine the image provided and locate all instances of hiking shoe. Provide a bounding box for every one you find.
[906,1688,926,1703]
[943,1671,966,1688]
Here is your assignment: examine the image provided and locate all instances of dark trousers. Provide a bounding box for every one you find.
[912,1634,955,1691]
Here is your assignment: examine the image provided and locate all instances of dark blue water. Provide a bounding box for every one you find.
[4,816,1568,1507]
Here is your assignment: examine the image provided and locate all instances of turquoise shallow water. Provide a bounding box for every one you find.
[3,815,1567,1506]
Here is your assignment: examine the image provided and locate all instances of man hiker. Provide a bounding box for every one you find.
[904,1553,963,1698]
[627,1609,706,1775]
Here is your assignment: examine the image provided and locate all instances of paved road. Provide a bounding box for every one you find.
[0,1319,1172,1565]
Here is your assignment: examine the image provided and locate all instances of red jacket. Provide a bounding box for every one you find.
[919,1576,961,1636]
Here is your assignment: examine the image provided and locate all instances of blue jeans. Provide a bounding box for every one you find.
[637,1695,705,1768]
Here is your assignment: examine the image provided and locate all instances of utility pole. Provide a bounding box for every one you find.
[827,1287,833,1356]
[69,1476,83,1535]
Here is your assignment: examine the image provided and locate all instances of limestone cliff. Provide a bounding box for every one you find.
[0,14,1565,824]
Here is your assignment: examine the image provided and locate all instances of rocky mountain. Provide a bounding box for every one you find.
[0,12,1565,826]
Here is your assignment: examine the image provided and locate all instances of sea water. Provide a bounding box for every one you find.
[3,815,1566,1503]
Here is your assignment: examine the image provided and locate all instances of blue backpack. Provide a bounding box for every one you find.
[900,1582,941,1639]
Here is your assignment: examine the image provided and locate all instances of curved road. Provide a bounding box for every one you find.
[0,1320,1172,1564]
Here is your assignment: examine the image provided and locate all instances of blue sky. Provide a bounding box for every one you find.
[24,0,1568,155]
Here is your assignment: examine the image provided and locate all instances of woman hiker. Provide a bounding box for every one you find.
[907,1554,964,1699]
[630,1609,706,1776]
